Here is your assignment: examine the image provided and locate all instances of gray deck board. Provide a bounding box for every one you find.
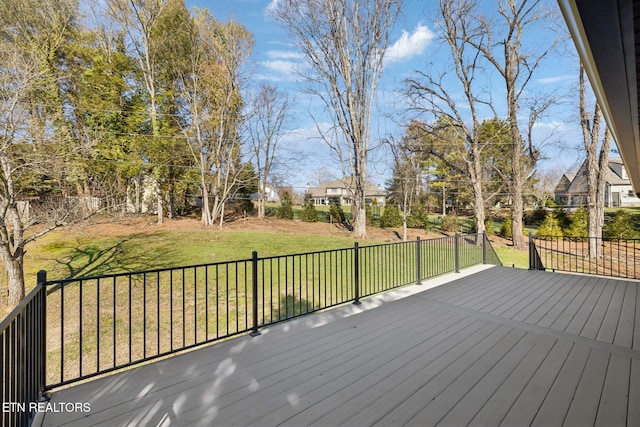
[549,275,599,332]
[39,266,640,427]
[530,344,590,427]
[564,348,610,427]
[595,353,631,427]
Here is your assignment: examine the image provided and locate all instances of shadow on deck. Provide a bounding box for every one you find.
[39,265,640,427]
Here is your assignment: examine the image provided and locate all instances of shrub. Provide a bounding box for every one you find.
[441,213,460,232]
[536,212,564,239]
[407,201,429,229]
[500,214,513,238]
[232,198,254,214]
[380,204,402,228]
[565,207,588,240]
[276,191,294,220]
[554,208,571,229]
[525,208,547,226]
[300,193,318,222]
[328,203,345,224]
[365,204,374,226]
[604,210,638,239]
[484,214,494,236]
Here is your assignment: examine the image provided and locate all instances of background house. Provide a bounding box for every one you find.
[308,177,386,206]
[554,158,640,208]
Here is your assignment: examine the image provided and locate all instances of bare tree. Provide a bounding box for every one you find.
[0,0,80,308]
[579,64,611,258]
[469,0,559,249]
[246,84,294,219]
[405,0,503,237]
[386,135,423,241]
[272,0,403,238]
[107,0,184,224]
[176,9,253,227]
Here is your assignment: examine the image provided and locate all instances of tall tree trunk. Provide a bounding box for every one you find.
[592,129,611,257]
[3,248,24,309]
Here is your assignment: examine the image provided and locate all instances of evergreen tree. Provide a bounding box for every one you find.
[277,190,294,219]
[328,203,346,224]
[380,204,402,228]
[500,214,513,238]
[604,210,638,239]
[300,193,318,222]
[566,207,588,240]
[441,213,461,232]
[537,212,564,239]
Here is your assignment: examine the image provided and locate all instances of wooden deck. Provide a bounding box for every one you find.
[38,266,640,426]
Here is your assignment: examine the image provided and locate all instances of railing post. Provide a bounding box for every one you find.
[416,237,422,285]
[482,233,487,264]
[528,232,533,270]
[250,251,261,337]
[353,242,361,305]
[454,233,460,273]
[37,270,47,397]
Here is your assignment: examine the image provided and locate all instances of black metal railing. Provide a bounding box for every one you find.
[1,232,501,426]
[0,272,46,427]
[529,234,640,279]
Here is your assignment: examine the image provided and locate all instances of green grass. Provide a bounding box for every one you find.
[23,228,371,287]
[494,245,529,269]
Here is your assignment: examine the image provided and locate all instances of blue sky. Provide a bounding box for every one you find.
[186,0,587,190]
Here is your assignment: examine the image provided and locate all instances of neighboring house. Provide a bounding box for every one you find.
[308,177,386,206]
[251,185,280,203]
[554,158,640,208]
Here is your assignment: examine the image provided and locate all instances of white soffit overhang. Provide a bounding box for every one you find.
[558,0,640,195]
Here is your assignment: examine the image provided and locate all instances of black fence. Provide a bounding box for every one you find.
[529,234,640,279]
[2,233,500,426]
[0,273,46,427]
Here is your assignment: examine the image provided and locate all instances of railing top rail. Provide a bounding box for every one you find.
[42,233,483,286]
[0,282,43,331]
[531,234,640,242]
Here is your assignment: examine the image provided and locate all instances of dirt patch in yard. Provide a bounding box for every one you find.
[74,214,451,242]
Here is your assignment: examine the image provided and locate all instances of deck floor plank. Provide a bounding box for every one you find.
[530,343,590,427]
[564,277,608,337]
[629,359,640,427]
[614,282,636,348]
[467,335,557,427]
[596,281,627,343]
[595,353,631,427]
[432,332,541,427]
[308,321,505,427]
[535,275,591,329]
[370,325,518,427]
[549,275,600,332]
[498,340,574,427]
[563,349,610,426]
[580,279,615,339]
[40,267,640,427]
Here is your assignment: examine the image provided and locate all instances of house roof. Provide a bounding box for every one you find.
[308,176,386,197]
[558,158,631,196]
[554,174,574,194]
[558,0,640,194]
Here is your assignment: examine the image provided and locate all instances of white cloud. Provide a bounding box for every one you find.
[537,74,575,85]
[259,50,306,81]
[265,0,280,17]
[385,24,435,64]
[266,50,304,60]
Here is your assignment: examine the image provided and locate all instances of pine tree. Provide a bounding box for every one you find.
[277,190,294,219]
[380,204,402,228]
[300,193,318,222]
[537,212,564,239]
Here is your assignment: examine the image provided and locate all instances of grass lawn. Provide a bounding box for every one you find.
[20,223,373,290]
